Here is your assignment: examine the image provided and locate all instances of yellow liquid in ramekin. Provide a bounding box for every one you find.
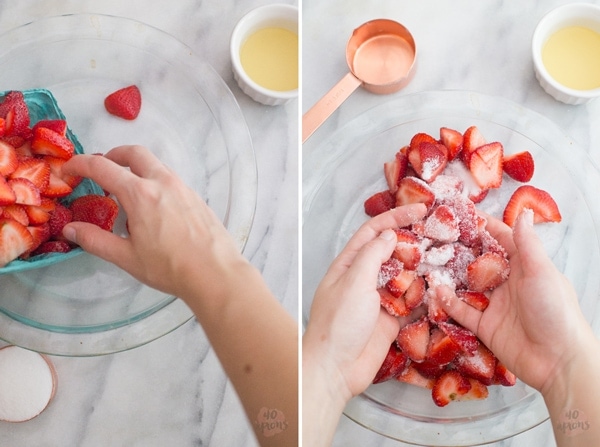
[240,27,298,92]
[542,25,600,90]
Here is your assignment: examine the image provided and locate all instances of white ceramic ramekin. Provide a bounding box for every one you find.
[532,2,600,105]
[230,4,298,106]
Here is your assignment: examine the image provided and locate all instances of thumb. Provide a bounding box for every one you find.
[437,285,483,337]
[63,222,131,267]
[344,229,398,288]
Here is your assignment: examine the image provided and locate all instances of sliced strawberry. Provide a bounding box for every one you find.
[392,229,422,270]
[446,243,477,289]
[378,257,403,288]
[503,150,534,182]
[13,139,32,158]
[456,290,490,311]
[455,342,497,385]
[1,204,28,227]
[466,252,510,292]
[0,176,17,206]
[396,363,435,389]
[409,132,438,153]
[438,321,479,356]
[364,190,395,217]
[457,378,489,402]
[9,157,50,191]
[427,288,450,323]
[8,178,41,206]
[395,176,435,210]
[396,317,430,362]
[502,185,562,227]
[24,203,52,225]
[412,359,446,379]
[408,142,448,183]
[468,142,504,190]
[32,240,72,256]
[432,370,471,407]
[383,151,408,194]
[386,269,416,297]
[443,195,479,246]
[30,127,75,159]
[461,125,487,165]
[32,119,67,136]
[493,362,517,386]
[439,127,463,161]
[43,172,73,198]
[0,92,31,138]
[430,174,464,199]
[373,343,409,384]
[45,156,83,189]
[104,85,142,120]
[0,140,18,177]
[426,327,461,366]
[47,203,73,239]
[379,287,410,317]
[0,218,34,266]
[26,223,51,253]
[404,276,425,310]
[424,204,460,243]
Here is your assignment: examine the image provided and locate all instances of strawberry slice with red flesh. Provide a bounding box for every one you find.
[43,172,73,198]
[461,125,487,165]
[456,290,490,311]
[32,240,72,256]
[70,194,119,231]
[438,321,479,356]
[32,119,67,136]
[432,370,471,407]
[8,178,41,206]
[9,157,50,191]
[408,142,448,183]
[0,176,17,205]
[379,287,410,317]
[0,218,34,267]
[45,156,83,189]
[26,223,51,254]
[503,151,534,182]
[493,362,517,386]
[412,359,446,379]
[386,269,416,298]
[395,176,435,210]
[392,228,421,270]
[439,127,463,161]
[468,142,504,190]
[466,251,510,292]
[364,190,395,217]
[373,343,409,384]
[455,342,498,385]
[31,127,75,160]
[1,205,28,227]
[503,185,562,228]
[424,204,460,243]
[409,132,438,152]
[384,151,408,194]
[427,288,450,323]
[426,327,461,366]
[47,203,73,239]
[404,275,425,310]
[396,316,430,362]
[457,377,489,402]
[104,85,142,120]
[0,140,18,177]
[396,363,436,389]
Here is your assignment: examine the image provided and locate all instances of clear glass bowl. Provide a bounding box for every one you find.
[0,14,257,356]
[303,90,600,445]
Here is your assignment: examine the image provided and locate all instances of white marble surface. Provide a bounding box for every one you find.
[303,1,600,446]
[0,1,297,446]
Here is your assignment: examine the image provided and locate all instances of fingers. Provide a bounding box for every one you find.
[104,145,170,178]
[437,285,483,336]
[62,221,133,268]
[513,208,554,276]
[479,211,517,258]
[62,153,138,195]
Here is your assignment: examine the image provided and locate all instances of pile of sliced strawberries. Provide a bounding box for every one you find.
[0,91,118,268]
[367,125,561,407]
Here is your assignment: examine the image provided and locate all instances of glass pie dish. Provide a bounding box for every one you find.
[303,90,600,445]
[0,14,256,356]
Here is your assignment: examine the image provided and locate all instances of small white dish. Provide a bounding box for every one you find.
[230,4,298,106]
[532,2,600,105]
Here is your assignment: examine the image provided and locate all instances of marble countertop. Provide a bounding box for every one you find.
[0,1,297,446]
[303,1,600,446]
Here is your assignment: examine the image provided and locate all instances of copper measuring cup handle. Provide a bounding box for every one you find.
[302,73,362,143]
[302,19,416,144]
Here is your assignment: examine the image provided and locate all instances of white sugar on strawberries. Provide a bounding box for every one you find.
[367,125,561,407]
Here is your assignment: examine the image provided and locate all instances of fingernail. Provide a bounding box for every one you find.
[62,225,76,243]
[380,229,396,241]
[522,208,534,226]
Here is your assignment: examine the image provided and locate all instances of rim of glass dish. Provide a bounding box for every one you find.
[0,13,257,356]
[302,89,600,445]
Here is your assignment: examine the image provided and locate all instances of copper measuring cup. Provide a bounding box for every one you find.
[302,19,417,143]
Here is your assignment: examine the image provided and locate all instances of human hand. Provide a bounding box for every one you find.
[437,209,594,395]
[61,145,245,300]
[303,203,427,405]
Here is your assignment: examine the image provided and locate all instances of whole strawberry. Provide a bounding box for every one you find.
[104,85,141,120]
[69,194,119,231]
